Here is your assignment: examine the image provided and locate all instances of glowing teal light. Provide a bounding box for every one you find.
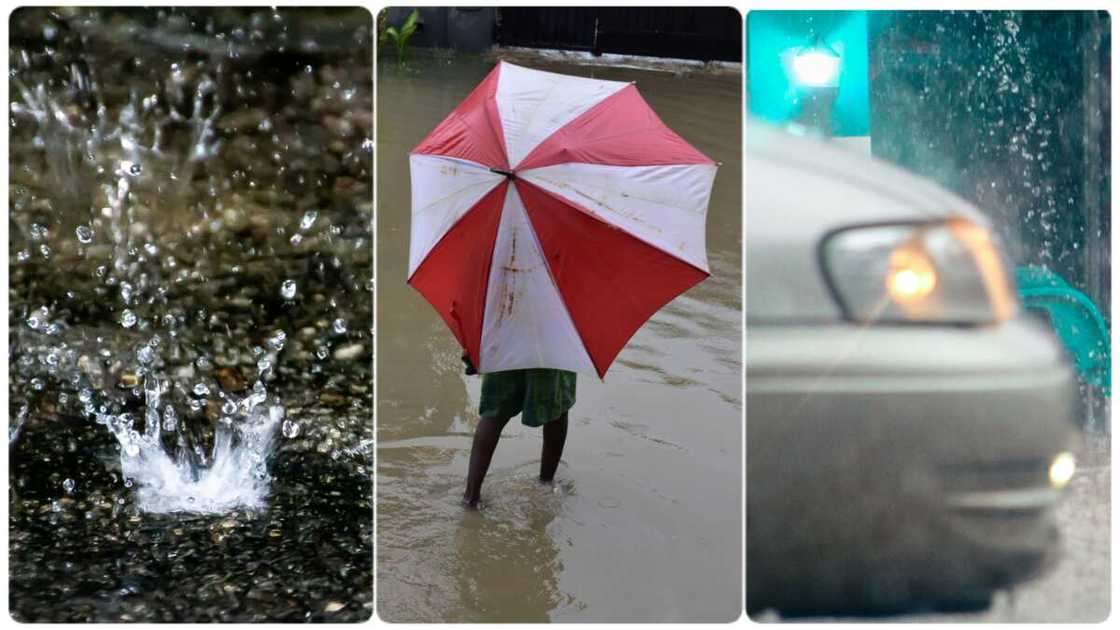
[792,47,841,88]
[748,10,870,137]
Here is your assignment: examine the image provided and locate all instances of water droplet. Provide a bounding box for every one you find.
[282,419,300,438]
[136,345,155,365]
[299,210,318,230]
[193,383,210,397]
[280,279,297,300]
[120,310,137,328]
[332,318,347,335]
[162,405,177,431]
[129,162,142,175]
[26,306,49,331]
[62,478,75,494]
[267,330,287,351]
[222,400,237,415]
[75,225,93,243]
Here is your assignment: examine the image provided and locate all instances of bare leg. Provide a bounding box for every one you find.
[463,416,511,508]
[539,412,568,483]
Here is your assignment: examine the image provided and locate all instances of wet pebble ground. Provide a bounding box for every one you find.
[8,7,372,621]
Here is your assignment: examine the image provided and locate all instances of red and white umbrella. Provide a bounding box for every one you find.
[408,61,716,378]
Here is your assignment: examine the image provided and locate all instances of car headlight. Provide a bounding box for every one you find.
[821,218,1018,324]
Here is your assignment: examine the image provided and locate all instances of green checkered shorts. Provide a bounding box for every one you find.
[479,369,577,427]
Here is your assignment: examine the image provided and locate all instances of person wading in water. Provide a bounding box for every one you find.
[460,353,575,508]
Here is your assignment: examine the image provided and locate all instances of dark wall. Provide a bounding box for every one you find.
[869,11,1111,314]
[383,7,742,62]
[498,7,742,62]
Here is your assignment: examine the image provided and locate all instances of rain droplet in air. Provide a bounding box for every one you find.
[120,309,137,328]
[267,330,287,351]
[75,225,93,243]
[332,318,347,334]
[62,478,75,494]
[280,279,297,299]
[300,210,318,230]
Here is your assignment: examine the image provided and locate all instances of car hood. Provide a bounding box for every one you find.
[747,120,990,225]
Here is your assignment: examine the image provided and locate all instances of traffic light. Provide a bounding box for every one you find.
[748,11,869,138]
[791,37,841,88]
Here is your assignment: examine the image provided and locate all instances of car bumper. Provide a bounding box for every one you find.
[746,317,1077,615]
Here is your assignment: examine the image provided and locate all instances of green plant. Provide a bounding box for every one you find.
[379,9,419,65]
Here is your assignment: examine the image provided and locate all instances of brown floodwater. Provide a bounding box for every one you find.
[375,53,742,622]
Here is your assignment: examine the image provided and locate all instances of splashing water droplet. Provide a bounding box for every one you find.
[162,405,177,431]
[282,419,300,438]
[332,318,347,334]
[300,210,318,230]
[26,306,50,331]
[267,330,287,351]
[136,345,155,365]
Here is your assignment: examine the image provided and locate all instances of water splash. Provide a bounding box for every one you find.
[95,376,284,514]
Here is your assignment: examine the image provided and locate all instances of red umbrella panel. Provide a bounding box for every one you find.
[408,61,716,378]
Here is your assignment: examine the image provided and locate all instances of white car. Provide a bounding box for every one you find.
[745,121,1078,616]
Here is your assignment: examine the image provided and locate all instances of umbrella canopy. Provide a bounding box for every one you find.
[408,60,717,378]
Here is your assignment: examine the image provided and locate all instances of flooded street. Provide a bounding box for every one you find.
[9,8,372,621]
[376,53,742,622]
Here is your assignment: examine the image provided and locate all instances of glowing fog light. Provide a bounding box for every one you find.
[1049,451,1076,489]
[792,49,841,88]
